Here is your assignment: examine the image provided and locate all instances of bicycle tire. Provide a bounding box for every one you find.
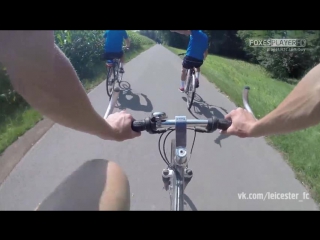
[187,90,195,111]
[106,66,115,98]
[115,59,123,84]
[186,72,195,110]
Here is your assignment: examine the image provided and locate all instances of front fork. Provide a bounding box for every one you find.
[161,168,193,191]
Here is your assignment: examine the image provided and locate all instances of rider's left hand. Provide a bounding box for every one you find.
[104,110,141,141]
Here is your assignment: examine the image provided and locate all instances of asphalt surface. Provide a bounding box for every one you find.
[0,45,318,210]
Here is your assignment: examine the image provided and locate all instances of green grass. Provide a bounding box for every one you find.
[167,46,320,205]
[0,43,154,155]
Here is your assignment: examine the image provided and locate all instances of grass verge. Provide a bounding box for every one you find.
[0,43,155,155]
[166,46,320,205]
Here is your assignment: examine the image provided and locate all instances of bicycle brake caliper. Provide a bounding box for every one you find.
[184,168,193,190]
[162,169,173,191]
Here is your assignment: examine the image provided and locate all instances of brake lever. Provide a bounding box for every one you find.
[194,127,208,133]
[154,129,167,134]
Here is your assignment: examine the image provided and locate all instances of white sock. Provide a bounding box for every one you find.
[181,81,185,88]
[195,72,199,79]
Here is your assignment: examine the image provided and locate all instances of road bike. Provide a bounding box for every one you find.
[105,47,129,99]
[178,52,198,110]
[106,85,255,210]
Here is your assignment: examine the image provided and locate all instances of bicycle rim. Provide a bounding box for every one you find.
[186,76,195,110]
[187,90,195,110]
[106,67,115,98]
[117,61,123,83]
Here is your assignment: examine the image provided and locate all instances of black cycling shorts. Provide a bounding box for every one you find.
[182,55,203,69]
[103,51,123,60]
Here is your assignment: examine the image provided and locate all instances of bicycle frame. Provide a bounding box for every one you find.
[105,87,190,210]
[164,116,191,211]
[106,47,128,98]
[107,59,121,83]
[105,85,254,211]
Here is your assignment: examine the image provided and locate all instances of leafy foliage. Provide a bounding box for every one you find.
[147,30,320,81]
[237,30,319,79]
[0,30,154,121]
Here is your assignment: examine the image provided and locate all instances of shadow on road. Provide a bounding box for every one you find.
[184,194,197,211]
[182,93,231,146]
[35,159,108,210]
[118,81,131,91]
[116,84,153,112]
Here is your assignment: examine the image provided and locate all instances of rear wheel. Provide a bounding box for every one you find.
[106,66,116,99]
[186,71,195,110]
[116,60,123,83]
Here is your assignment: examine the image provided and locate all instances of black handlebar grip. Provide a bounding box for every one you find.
[131,120,146,132]
[217,119,232,131]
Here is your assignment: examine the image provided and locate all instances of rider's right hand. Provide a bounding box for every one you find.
[220,107,257,138]
[104,110,141,141]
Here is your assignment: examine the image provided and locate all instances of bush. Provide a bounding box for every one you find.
[0,30,154,154]
[237,30,320,81]
[54,30,154,80]
[0,30,154,124]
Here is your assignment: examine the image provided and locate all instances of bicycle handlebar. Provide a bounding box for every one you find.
[131,117,231,133]
[131,86,255,134]
[104,86,255,134]
[242,86,256,119]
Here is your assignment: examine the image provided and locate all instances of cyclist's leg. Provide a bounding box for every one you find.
[180,56,191,92]
[116,51,125,73]
[35,159,130,211]
[191,58,203,88]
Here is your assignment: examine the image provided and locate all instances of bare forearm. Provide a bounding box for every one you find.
[171,30,190,35]
[0,32,113,139]
[250,64,320,137]
[125,39,130,47]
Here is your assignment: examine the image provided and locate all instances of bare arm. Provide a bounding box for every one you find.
[170,30,191,36]
[249,63,320,137]
[125,38,130,48]
[0,31,116,140]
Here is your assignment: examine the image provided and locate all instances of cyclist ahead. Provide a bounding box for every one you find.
[1,31,320,210]
[102,30,130,74]
[170,30,208,92]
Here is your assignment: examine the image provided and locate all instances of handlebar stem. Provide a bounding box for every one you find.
[175,116,187,166]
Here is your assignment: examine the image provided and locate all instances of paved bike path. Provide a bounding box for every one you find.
[0,45,318,210]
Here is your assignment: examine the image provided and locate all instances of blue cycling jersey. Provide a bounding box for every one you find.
[186,30,208,60]
[104,30,128,53]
